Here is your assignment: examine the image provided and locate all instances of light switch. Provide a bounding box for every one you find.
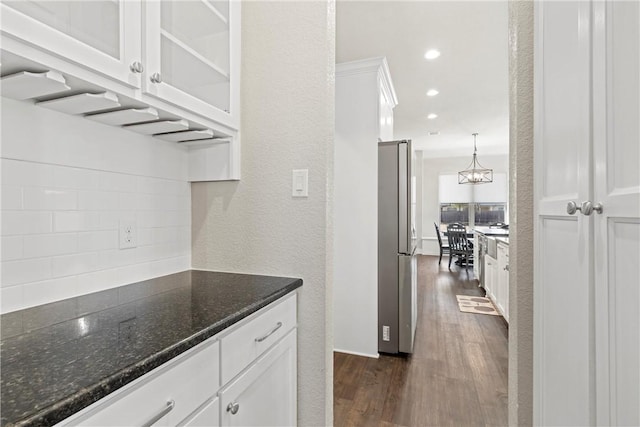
[292,169,308,197]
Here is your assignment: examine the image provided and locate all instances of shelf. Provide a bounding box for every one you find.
[155,129,215,142]
[181,138,230,147]
[161,0,228,43]
[1,70,71,100]
[36,91,120,115]
[86,107,159,126]
[161,30,229,82]
[124,119,190,135]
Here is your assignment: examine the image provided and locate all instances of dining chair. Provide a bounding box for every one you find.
[434,222,450,265]
[447,228,474,270]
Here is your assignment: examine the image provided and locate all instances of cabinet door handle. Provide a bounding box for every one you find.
[142,400,174,427]
[150,72,162,84]
[227,401,240,415]
[129,61,144,73]
[255,321,282,342]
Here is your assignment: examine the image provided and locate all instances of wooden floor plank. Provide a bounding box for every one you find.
[333,255,509,426]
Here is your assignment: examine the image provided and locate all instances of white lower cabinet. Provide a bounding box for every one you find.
[220,331,297,427]
[484,246,509,323]
[484,255,498,304]
[496,243,509,322]
[182,398,220,427]
[61,340,220,427]
[58,293,297,427]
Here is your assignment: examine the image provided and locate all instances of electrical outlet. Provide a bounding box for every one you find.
[119,221,137,249]
[383,325,390,341]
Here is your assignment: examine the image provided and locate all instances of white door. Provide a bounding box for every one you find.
[143,0,240,128]
[592,1,640,425]
[534,1,640,425]
[0,0,141,87]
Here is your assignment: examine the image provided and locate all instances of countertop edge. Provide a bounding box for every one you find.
[12,279,302,427]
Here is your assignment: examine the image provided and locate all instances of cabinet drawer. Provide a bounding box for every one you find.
[63,340,219,426]
[221,294,296,384]
[181,397,219,427]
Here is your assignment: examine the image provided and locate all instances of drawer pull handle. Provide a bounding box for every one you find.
[255,322,283,342]
[227,401,240,415]
[142,399,175,427]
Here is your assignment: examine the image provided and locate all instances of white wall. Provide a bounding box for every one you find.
[0,98,191,313]
[191,2,334,425]
[333,58,394,358]
[420,153,509,255]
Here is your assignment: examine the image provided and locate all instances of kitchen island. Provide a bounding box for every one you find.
[0,271,302,427]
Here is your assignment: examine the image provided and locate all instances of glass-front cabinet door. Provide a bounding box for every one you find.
[143,0,240,129]
[0,1,142,87]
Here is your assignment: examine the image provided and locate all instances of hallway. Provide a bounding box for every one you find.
[334,255,508,426]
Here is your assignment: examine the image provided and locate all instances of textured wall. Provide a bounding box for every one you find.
[1,98,190,313]
[191,1,335,425]
[508,1,534,425]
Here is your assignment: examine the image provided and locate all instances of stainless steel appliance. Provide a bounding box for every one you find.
[378,140,417,354]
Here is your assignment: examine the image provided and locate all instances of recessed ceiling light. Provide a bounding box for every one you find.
[424,49,441,60]
[426,89,439,97]
[427,113,438,120]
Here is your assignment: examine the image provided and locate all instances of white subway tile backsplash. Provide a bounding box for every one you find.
[22,276,79,307]
[78,190,119,211]
[23,187,77,210]
[53,166,100,190]
[1,285,23,313]
[2,258,52,286]
[54,212,101,232]
[1,236,23,261]
[75,269,118,294]
[2,211,53,235]
[137,228,153,246]
[114,262,152,285]
[52,252,102,278]
[153,227,179,244]
[23,233,77,258]
[1,159,54,187]
[2,99,190,313]
[118,192,140,211]
[1,186,23,210]
[99,171,136,192]
[77,230,118,252]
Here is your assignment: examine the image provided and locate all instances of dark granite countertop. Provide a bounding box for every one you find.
[472,226,510,237]
[0,270,302,427]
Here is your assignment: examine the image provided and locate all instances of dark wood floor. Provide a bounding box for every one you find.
[334,255,508,427]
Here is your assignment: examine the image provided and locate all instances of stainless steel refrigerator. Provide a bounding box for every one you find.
[378,140,417,354]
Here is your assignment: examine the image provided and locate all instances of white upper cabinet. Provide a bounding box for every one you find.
[144,0,240,128]
[1,1,142,88]
[0,0,242,181]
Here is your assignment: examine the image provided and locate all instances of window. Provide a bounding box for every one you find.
[440,203,506,231]
[474,203,506,226]
[440,203,470,231]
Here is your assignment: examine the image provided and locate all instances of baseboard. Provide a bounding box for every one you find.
[333,348,380,359]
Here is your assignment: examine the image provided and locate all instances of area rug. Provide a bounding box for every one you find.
[456,295,500,316]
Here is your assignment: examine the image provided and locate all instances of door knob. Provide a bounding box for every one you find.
[150,72,162,84]
[567,201,580,215]
[580,201,604,215]
[567,201,604,215]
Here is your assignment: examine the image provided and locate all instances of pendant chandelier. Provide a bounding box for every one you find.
[458,133,493,184]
